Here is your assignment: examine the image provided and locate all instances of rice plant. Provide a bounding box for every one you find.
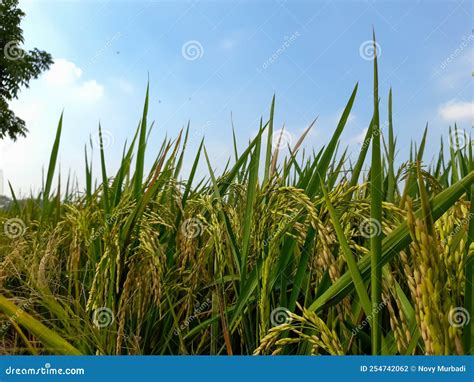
[0,38,472,356]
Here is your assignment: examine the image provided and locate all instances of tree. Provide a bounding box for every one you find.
[0,0,52,140]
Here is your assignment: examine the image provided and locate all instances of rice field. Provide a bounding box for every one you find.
[0,40,473,356]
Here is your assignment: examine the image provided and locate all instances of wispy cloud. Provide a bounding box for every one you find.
[349,128,368,145]
[438,99,473,121]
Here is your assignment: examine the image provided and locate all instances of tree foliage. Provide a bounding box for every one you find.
[0,0,52,140]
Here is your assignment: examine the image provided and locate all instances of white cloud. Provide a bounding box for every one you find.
[114,78,135,94]
[10,100,43,125]
[76,80,104,101]
[438,100,473,121]
[219,39,235,50]
[4,58,107,196]
[44,59,104,102]
[45,58,82,87]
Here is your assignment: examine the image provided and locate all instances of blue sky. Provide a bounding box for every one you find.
[2,0,472,195]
